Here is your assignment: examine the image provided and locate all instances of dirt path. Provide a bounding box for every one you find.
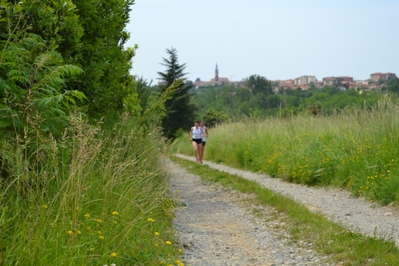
[167,158,333,266]
[173,154,399,248]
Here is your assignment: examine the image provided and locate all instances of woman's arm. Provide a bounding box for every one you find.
[189,127,193,140]
[201,127,206,137]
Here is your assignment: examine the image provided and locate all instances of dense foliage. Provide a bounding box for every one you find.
[0,0,139,131]
[157,47,196,139]
[70,0,140,118]
[0,0,143,167]
[384,76,399,94]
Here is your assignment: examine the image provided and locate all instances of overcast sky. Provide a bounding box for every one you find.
[125,0,399,83]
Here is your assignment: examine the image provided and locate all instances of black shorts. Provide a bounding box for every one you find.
[202,141,206,146]
[192,138,202,144]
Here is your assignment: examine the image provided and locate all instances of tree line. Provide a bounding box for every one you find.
[188,75,399,121]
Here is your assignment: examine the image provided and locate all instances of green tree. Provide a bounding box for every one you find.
[203,109,229,128]
[245,74,274,96]
[157,47,196,139]
[307,101,322,116]
[69,0,138,118]
[134,76,155,115]
[12,0,84,59]
[385,76,399,94]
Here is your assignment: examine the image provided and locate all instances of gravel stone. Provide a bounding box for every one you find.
[168,155,399,265]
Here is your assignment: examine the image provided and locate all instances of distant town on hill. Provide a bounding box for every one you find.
[192,64,397,92]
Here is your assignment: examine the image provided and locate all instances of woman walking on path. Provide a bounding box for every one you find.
[199,121,208,164]
[189,120,205,163]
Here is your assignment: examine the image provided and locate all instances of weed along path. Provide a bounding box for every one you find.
[168,154,399,265]
[167,157,334,265]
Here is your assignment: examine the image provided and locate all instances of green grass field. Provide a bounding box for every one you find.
[173,97,399,206]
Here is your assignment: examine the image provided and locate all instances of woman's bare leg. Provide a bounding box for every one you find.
[199,144,204,162]
[192,141,199,160]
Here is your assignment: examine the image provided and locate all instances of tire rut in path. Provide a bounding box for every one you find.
[167,158,333,266]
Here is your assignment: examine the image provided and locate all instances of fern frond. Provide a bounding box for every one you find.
[32,64,83,92]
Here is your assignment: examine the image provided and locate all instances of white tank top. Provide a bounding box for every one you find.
[201,126,207,141]
[192,127,202,139]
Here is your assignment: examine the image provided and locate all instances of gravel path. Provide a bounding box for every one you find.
[168,154,399,265]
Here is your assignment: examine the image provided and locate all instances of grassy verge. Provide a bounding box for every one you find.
[0,116,181,266]
[171,155,399,266]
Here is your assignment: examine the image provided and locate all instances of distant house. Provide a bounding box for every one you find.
[294,75,316,85]
[283,79,295,85]
[349,82,368,90]
[298,84,311,90]
[370,72,397,82]
[338,76,354,83]
[322,76,354,87]
[322,77,337,86]
[210,77,230,83]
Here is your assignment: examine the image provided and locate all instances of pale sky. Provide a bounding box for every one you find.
[125,0,399,83]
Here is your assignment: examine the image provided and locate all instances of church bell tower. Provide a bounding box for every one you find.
[215,63,219,82]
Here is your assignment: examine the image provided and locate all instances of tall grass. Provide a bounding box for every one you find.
[173,96,399,205]
[0,115,181,265]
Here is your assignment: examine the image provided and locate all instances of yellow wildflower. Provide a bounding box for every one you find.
[99,235,104,240]
[154,232,160,236]
[41,204,48,209]
[67,230,73,236]
[147,218,155,222]
[84,214,90,219]
[165,240,172,245]
[112,211,119,215]
[111,252,117,257]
